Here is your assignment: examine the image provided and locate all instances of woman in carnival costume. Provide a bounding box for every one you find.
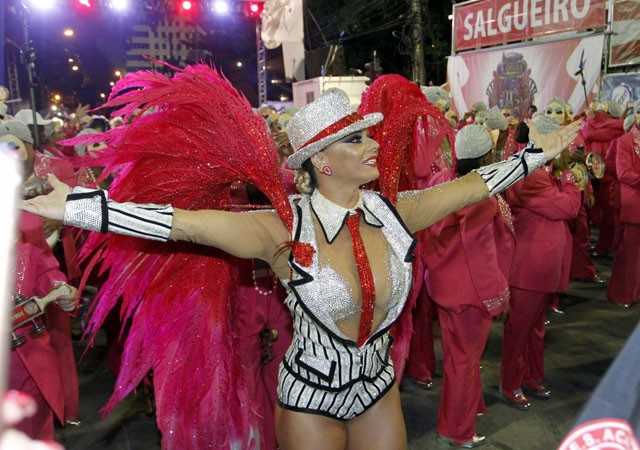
[22,64,580,450]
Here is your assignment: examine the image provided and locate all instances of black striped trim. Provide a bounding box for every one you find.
[281,350,392,392]
[108,205,172,230]
[108,223,167,240]
[276,377,396,421]
[294,348,337,383]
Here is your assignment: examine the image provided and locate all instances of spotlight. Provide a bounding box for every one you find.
[212,0,230,15]
[108,0,129,11]
[28,0,57,10]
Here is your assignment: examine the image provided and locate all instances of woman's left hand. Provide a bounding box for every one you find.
[528,118,583,162]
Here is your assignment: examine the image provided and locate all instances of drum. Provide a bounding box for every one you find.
[585,152,605,179]
[569,162,589,191]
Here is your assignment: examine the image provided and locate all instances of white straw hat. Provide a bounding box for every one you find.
[286,89,383,169]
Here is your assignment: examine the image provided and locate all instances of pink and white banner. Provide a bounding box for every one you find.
[447,34,605,119]
[609,0,640,67]
[453,0,607,52]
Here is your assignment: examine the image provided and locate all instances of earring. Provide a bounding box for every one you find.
[322,166,332,176]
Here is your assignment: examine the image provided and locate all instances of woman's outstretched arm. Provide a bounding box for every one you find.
[21,175,290,263]
[397,119,582,233]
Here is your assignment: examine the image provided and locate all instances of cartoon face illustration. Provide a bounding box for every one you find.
[486,52,537,119]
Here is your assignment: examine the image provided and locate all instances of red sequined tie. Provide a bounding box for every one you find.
[346,211,376,347]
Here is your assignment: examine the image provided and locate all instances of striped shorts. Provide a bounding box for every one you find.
[277,333,396,420]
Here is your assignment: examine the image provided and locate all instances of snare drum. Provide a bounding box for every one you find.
[585,152,605,179]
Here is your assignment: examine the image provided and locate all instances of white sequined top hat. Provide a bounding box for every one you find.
[286,88,383,169]
[455,124,493,160]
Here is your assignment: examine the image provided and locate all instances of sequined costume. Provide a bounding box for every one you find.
[277,190,414,419]
[57,65,553,449]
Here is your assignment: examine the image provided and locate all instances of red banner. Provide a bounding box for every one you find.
[453,0,608,52]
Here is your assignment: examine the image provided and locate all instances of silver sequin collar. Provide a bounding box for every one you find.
[310,189,383,243]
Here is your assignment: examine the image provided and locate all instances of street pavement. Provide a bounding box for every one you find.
[56,253,640,450]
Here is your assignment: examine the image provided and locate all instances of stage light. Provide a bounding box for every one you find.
[177,0,199,15]
[179,0,192,12]
[108,0,129,11]
[212,0,230,15]
[28,0,56,11]
[243,1,264,19]
[73,0,96,11]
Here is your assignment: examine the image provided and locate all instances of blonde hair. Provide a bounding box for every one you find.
[294,169,314,194]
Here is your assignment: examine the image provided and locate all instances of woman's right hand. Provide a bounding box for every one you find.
[20,175,72,222]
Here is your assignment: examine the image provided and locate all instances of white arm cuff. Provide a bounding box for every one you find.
[64,187,173,242]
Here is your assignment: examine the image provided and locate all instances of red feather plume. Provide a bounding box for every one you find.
[358,75,454,379]
[66,63,292,449]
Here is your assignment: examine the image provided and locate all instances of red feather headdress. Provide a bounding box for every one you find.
[358,74,454,378]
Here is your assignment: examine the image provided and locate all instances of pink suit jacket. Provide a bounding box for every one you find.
[424,170,516,316]
[580,111,625,156]
[11,212,69,424]
[506,169,581,292]
[616,131,640,224]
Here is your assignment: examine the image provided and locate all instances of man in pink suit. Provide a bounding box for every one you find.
[425,125,516,448]
[603,114,637,255]
[501,117,581,410]
[607,101,640,308]
[580,104,625,256]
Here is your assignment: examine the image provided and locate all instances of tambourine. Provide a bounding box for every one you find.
[585,152,605,179]
[569,162,589,191]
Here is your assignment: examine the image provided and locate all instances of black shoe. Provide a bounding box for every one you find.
[413,377,433,390]
[499,387,531,410]
[588,275,607,284]
[523,379,551,400]
[437,434,487,448]
[65,417,82,427]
